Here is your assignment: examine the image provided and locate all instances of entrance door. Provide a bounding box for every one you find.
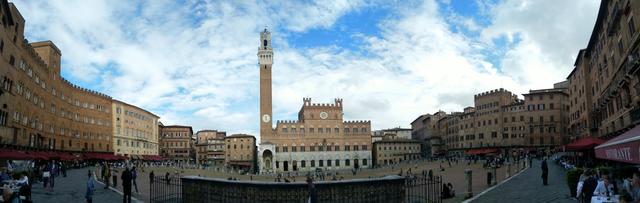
[284,161,289,171]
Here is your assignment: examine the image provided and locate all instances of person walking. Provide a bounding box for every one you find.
[541,158,549,185]
[50,161,56,191]
[131,166,139,193]
[86,170,95,203]
[42,163,51,192]
[165,172,170,185]
[121,167,133,203]
[103,163,111,189]
[307,176,317,203]
[149,170,155,184]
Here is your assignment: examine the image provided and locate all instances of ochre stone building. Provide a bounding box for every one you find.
[159,125,193,162]
[256,29,372,173]
[372,134,421,166]
[195,129,226,166]
[224,134,256,172]
[112,100,160,157]
[0,2,113,152]
[415,84,570,156]
[567,0,640,141]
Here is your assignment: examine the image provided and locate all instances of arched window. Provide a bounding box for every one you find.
[263,40,268,47]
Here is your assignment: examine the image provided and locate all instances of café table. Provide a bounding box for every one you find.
[591,195,620,203]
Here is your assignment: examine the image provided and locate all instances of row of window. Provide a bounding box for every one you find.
[116,107,152,122]
[163,141,189,148]
[11,77,111,128]
[449,133,526,143]
[275,158,368,169]
[526,94,555,101]
[11,110,109,140]
[280,127,368,134]
[275,144,369,152]
[476,101,500,110]
[116,126,153,139]
[377,146,418,151]
[116,139,157,149]
[162,132,191,138]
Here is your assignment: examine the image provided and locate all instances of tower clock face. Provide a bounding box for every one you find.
[320,112,328,119]
[262,114,271,123]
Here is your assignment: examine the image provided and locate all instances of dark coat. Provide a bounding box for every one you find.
[582,177,598,201]
[121,169,132,189]
[541,160,548,174]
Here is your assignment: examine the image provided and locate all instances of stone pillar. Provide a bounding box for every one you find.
[491,167,497,185]
[506,163,511,178]
[464,169,473,199]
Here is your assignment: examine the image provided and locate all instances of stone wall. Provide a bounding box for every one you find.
[181,175,405,203]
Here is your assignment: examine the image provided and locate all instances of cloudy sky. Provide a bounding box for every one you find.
[12,0,599,138]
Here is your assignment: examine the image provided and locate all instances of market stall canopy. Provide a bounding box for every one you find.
[565,137,605,151]
[0,150,33,160]
[143,155,163,161]
[465,148,498,155]
[595,125,640,164]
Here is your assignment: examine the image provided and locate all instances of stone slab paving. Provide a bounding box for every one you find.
[470,159,575,203]
[31,167,125,203]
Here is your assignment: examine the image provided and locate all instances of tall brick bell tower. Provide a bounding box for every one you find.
[258,28,273,138]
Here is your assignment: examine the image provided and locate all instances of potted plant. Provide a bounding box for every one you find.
[566,168,583,197]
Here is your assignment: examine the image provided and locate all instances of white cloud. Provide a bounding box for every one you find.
[481,0,600,89]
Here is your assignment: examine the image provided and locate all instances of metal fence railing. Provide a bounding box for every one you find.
[405,175,442,203]
[149,174,443,203]
[150,175,182,203]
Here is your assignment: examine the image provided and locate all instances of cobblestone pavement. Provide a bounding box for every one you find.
[470,159,575,203]
[31,167,126,203]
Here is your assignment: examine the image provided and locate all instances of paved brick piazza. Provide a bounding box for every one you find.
[89,159,523,202]
[31,167,129,203]
[469,159,574,203]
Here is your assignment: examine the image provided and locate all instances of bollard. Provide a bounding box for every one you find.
[506,163,511,178]
[464,169,473,199]
[491,167,497,185]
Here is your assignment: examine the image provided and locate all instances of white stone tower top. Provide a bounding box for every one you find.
[258,28,273,65]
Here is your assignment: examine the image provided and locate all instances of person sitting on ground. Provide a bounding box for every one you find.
[441,183,452,199]
[447,183,455,197]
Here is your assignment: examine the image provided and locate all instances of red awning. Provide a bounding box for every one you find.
[565,137,605,151]
[0,150,36,160]
[595,125,640,164]
[465,148,498,155]
[25,151,50,160]
[143,155,163,161]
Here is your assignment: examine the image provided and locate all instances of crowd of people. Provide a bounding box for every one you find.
[574,168,640,203]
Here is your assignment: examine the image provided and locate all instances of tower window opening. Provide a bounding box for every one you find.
[263,40,268,47]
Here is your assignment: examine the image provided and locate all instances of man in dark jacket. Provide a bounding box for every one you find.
[581,170,598,203]
[121,167,132,203]
[541,159,549,185]
[307,176,317,203]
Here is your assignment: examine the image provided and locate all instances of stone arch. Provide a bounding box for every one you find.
[262,149,273,172]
